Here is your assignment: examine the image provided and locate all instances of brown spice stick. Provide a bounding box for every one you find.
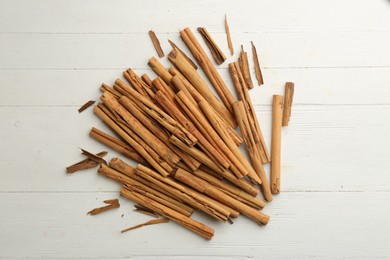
[121,186,214,240]
[180,28,237,115]
[174,169,270,225]
[238,45,253,89]
[148,30,164,58]
[87,199,120,215]
[233,101,273,202]
[225,15,234,55]
[282,82,295,126]
[94,105,171,177]
[168,48,236,128]
[168,39,198,70]
[251,41,264,86]
[121,218,169,233]
[89,127,147,164]
[106,160,194,215]
[198,100,262,184]
[271,95,284,194]
[80,148,107,165]
[197,27,226,65]
[100,83,122,99]
[66,151,107,173]
[78,100,95,113]
[136,164,238,219]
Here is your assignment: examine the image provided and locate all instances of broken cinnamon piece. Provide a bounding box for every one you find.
[225,15,234,55]
[197,27,227,65]
[282,82,295,126]
[87,199,120,215]
[134,205,160,218]
[238,45,253,89]
[121,219,169,233]
[66,151,107,173]
[78,100,96,113]
[168,39,197,70]
[251,41,264,86]
[148,30,165,58]
[80,148,107,165]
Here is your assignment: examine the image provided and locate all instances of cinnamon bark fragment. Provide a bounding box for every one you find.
[87,199,120,215]
[282,82,295,126]
[134,204,160,218]
[238,45,253,89]
[168,39,197,69]
[78,100,95,113]
[66,151,107,173]
[225,15,234,55]
[80,148,107,165]
[197,27,226,65]
[251,41,264,86]
[121,219,169,233]
[148,30,165,58]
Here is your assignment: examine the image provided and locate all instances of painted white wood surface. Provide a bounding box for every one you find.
[0,0,390,259]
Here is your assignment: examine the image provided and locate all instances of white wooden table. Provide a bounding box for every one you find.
[1,0,390,259]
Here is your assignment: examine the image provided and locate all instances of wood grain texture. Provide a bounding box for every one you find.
[1,0,390,258]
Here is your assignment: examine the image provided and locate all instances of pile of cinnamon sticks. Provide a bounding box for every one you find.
[70,24,294,240]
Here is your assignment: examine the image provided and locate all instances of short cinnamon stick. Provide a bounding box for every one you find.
[197,27,226,65]
[251,41,264,86]
[282,82,295,126]
[225,15,234,55]
[238,45,253,89]
[271,95,283,194]
[78,100,95,113]
[148,30,164,58]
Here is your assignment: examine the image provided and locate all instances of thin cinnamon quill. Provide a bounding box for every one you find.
[121,186,214,240]
[282,82,295,126]
[251,41,264,86]
[148,30,165,58]
[271,95,284,194]
[78,100,95,113]
[238,45,253,89]
[87,199,120,215]
[197,27,226,65]
[225,15,234,55]
[121,219,169,233]
[66,151,107,173]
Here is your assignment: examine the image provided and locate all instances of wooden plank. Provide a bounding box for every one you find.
[0,192,389,259]
[0,105,389,192]
[0,0,389,33]
[1,68,390,106]
[0,32,390,69]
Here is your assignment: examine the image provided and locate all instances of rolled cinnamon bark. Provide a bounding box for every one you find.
[282,82,295,126]
[121,186,214,240]
[271,95,284,194]
[238,45,253,89]
[173,169,270,225]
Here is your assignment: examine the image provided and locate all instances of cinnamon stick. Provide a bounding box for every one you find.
[87,199,120,215]
[168,46,236,128]
[197,27,226,65]
[121,186,214,240]
[121,218,169,233]
[148,30,164,58]
[271,95,283,194]
[225,15,234,55]
[282,82,295,126]
[174,169,270,225]
[168,39,197,69]
[251,41,264,86]
[66,151,107,173]
[78,100,95,113]
[100,83,122,99]
[80,148,107,165]
[134,204,160,218]
[238,45,253,89]
[180,28,237,115]
[89,127,147,164]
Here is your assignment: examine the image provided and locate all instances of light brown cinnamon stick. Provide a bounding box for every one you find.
[282,82,295,126]
[120,186,214,240]
[89,127,147,164]
[87,199,120,215]
[271,95,284,194]
[197,27,226,65]
[121,218,169,233]
[174,169,270,225]
[78,100,95,113]
[251,41,264,86]
[238,45,253,89]
[225,15,234,55]
[148,30,165,58]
